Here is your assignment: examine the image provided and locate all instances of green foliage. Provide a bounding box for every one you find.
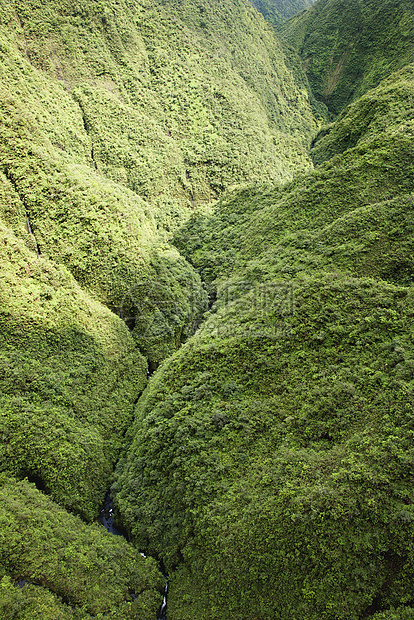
[0,0,318,613]
[281,0,414,115]
[0,0,318,217]
[311,64,414,165]
[0,98,207,361]
[130,247,208,368]
[249,0,315,27]
[2,0,414,617]
[175,65,414,289]
[114,275,414,618]
[372,608,414,619]
[0,0,312,370]
[0,476,164,619]
[0,219,148,518]
[116,49,414,618]
[0,576,78,620]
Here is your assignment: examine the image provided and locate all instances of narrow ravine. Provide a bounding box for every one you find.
[99,366,168,620]
[99,491,169,620]
[100,285,210,618]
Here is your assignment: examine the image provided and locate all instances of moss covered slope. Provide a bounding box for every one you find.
[174,64,414,288]
[249,0,315,28]
[1,0,318,216]
[0,217,147,519]
[3,0,414,617]
[281,0,414,116]
[115,275,414,619]
[0,476,164,619]
[114,37,414,620]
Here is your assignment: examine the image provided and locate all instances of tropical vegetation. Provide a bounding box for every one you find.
[0,0,413,617]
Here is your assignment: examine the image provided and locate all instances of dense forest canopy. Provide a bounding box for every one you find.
[249,0,315,27]
[0,0,414,618]
[280,0,414,115]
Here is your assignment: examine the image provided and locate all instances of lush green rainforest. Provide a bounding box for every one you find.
[1,0,414,617]
[280,0,414,115]
[249,0,315,27]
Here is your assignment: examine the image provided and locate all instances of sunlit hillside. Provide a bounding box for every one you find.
[1,0,414,618]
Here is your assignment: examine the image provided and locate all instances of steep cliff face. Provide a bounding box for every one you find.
[3,0,317,206]
[249,0,315,27]
[281,0,414,115]
[0,0,319,386]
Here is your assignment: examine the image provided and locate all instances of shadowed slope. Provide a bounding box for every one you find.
[281,0,414,115]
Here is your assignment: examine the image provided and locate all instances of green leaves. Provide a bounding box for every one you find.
[114,21,414,615]
[0,477,164,619]
[1,0,414,617]
[114,274,414,618]
[281,0,414,115]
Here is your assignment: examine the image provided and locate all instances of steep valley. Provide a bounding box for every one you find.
[1,0,414,618]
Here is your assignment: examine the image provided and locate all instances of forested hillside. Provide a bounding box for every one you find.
[280,0,414,115]
[114,1,414,618]
[0,0,319,616]
[249,0,314,27]
[1,0,414,618]
[115,56,414,615]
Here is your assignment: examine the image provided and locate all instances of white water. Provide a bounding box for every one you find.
[99,492,168,619]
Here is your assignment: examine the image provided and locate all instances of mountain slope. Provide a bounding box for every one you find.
[2,0,414,618]
[281,0,414,115]
[114,20,414,620]
[174,63,414,288]
[4,0,317,210]
[0,218,147,519]
[0,0,320,613]
[249,0,315,27]
[0,476,164,619]
[115,275,414,619]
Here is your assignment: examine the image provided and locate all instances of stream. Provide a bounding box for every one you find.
[97,356,177,617]
[99,489,168,618]
[98,364,168,619]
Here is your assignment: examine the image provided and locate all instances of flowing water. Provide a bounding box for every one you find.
[98,366,168,618]
[99,492,168,619]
